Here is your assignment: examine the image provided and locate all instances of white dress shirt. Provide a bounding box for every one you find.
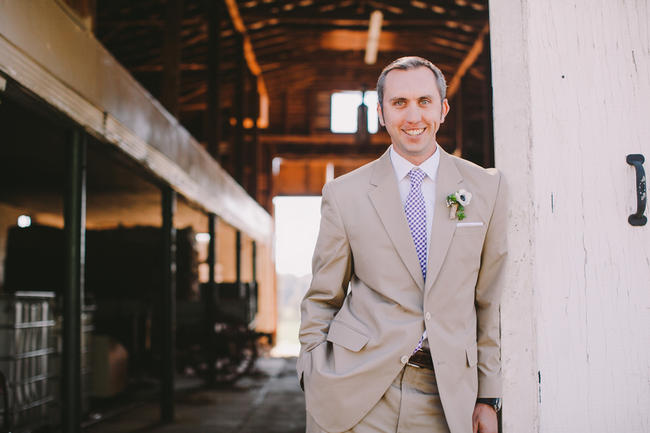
[389,144,440,263]
[389,145,440,349]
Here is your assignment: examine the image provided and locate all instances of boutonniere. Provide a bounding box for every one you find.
[446,189,472,220]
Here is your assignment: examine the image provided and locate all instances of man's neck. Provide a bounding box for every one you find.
[392,144,438,166]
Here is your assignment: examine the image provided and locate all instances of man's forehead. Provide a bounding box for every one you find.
[383,67,440,98]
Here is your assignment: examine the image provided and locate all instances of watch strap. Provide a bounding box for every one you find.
[476,397,501,412]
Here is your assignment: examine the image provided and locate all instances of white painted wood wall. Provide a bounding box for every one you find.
[490,1,650,432]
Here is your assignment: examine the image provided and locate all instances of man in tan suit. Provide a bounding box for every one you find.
[298,57,507,433]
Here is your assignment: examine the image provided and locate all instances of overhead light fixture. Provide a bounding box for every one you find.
[364,10,383,65]
[17,215,31,228]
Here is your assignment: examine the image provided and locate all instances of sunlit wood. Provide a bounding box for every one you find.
[364,10,383,64]
[224,0,269,128]
[446,21,489,98]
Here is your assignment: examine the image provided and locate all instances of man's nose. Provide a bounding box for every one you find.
[404,105,421,122]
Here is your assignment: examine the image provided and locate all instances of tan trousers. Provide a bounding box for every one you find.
[306,365,451,433]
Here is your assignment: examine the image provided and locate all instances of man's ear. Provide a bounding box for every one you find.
[440,98,450,123]
[377,102,385,126]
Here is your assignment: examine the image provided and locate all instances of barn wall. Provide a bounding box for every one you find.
[217,218,237,283]
[491,0,650,432]
[255,241,277,335]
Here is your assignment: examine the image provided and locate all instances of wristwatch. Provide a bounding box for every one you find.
[476,398,502,412]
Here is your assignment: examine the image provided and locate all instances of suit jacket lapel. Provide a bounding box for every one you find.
[368,150,425,289]
[425,148,463,292]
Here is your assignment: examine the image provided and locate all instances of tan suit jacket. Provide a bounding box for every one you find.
[298,147,507,433]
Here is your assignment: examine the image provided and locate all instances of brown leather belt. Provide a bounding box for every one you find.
[407,348,433,370]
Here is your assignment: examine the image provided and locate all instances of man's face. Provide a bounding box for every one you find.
[377,67,450,165]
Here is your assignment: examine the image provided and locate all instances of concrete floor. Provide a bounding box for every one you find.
[84,357,305,433]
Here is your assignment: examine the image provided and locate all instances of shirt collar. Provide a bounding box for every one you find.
[389,144,440,182]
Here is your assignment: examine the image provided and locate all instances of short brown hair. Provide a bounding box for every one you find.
[376,56,447,108]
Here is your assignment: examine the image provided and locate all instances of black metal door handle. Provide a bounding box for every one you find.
[627,154,647,226]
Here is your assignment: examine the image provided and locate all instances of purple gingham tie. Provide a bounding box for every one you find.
[405,168,428,354]
[404,168,427,280]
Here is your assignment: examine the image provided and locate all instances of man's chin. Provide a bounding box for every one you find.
[398,140,437,154]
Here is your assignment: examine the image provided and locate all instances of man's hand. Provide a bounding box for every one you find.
[472,403,498,433]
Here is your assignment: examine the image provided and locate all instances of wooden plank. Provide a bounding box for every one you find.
[271,143,387,159]
[446,21,489,98]
[491,0,650,430]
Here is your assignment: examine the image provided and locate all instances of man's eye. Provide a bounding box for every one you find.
[393,100,405,106]
[420,99,431,105]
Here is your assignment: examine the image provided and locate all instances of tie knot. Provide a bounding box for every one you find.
[408,168,426,187]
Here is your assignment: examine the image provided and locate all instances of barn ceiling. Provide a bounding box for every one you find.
[90,0,493,204]
[94,0,490,133]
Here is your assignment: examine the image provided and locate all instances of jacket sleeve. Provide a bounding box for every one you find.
[296,181,353,381]
[475,170,508,398]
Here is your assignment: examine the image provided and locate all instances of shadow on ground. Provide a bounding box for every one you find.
[84,357,305,433]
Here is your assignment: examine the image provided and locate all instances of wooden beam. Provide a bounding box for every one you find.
[259,133,391,145]
[271,143,387,159]
[240,17,486,29]
[0,0,273,242]
[364,10,383,64]
[446,21,490,99]
[63,0,96,32]
[160,0,183,117]
[179,83,207,104]
[224,0,269,128]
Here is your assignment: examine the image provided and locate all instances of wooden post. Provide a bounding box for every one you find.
[235,230,242,285]
[490,1,650,431]
[206,0,222,162]
[252,240,257,282]
[62,129,86,433]
[234,33,245,185]
[481,32,494,168]
[255,111,265,205]
[160,0,183,117]
[161,187,176,423]
[455,77,464,157]
[249,70,259,197]
[205,213,217,386]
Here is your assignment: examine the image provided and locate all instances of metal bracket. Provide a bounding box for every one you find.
[626,154,647,226]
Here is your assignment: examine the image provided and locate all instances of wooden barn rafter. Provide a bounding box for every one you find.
[91,0,494,203]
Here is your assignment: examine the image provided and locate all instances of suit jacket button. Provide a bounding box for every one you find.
[400,355,409,364]
[425,312,431,320]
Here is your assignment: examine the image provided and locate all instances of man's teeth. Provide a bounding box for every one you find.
[404,128,425,136]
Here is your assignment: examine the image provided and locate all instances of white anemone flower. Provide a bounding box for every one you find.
[454,189,472,206]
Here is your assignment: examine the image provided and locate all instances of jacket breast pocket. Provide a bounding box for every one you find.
[453,224,486,239]
[326,320,369,352]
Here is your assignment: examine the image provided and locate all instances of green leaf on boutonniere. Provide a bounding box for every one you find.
[446,189,471,220]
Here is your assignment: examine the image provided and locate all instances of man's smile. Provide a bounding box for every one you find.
[403,127,426,136]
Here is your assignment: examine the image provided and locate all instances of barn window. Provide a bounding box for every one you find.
[330,91,378,133]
